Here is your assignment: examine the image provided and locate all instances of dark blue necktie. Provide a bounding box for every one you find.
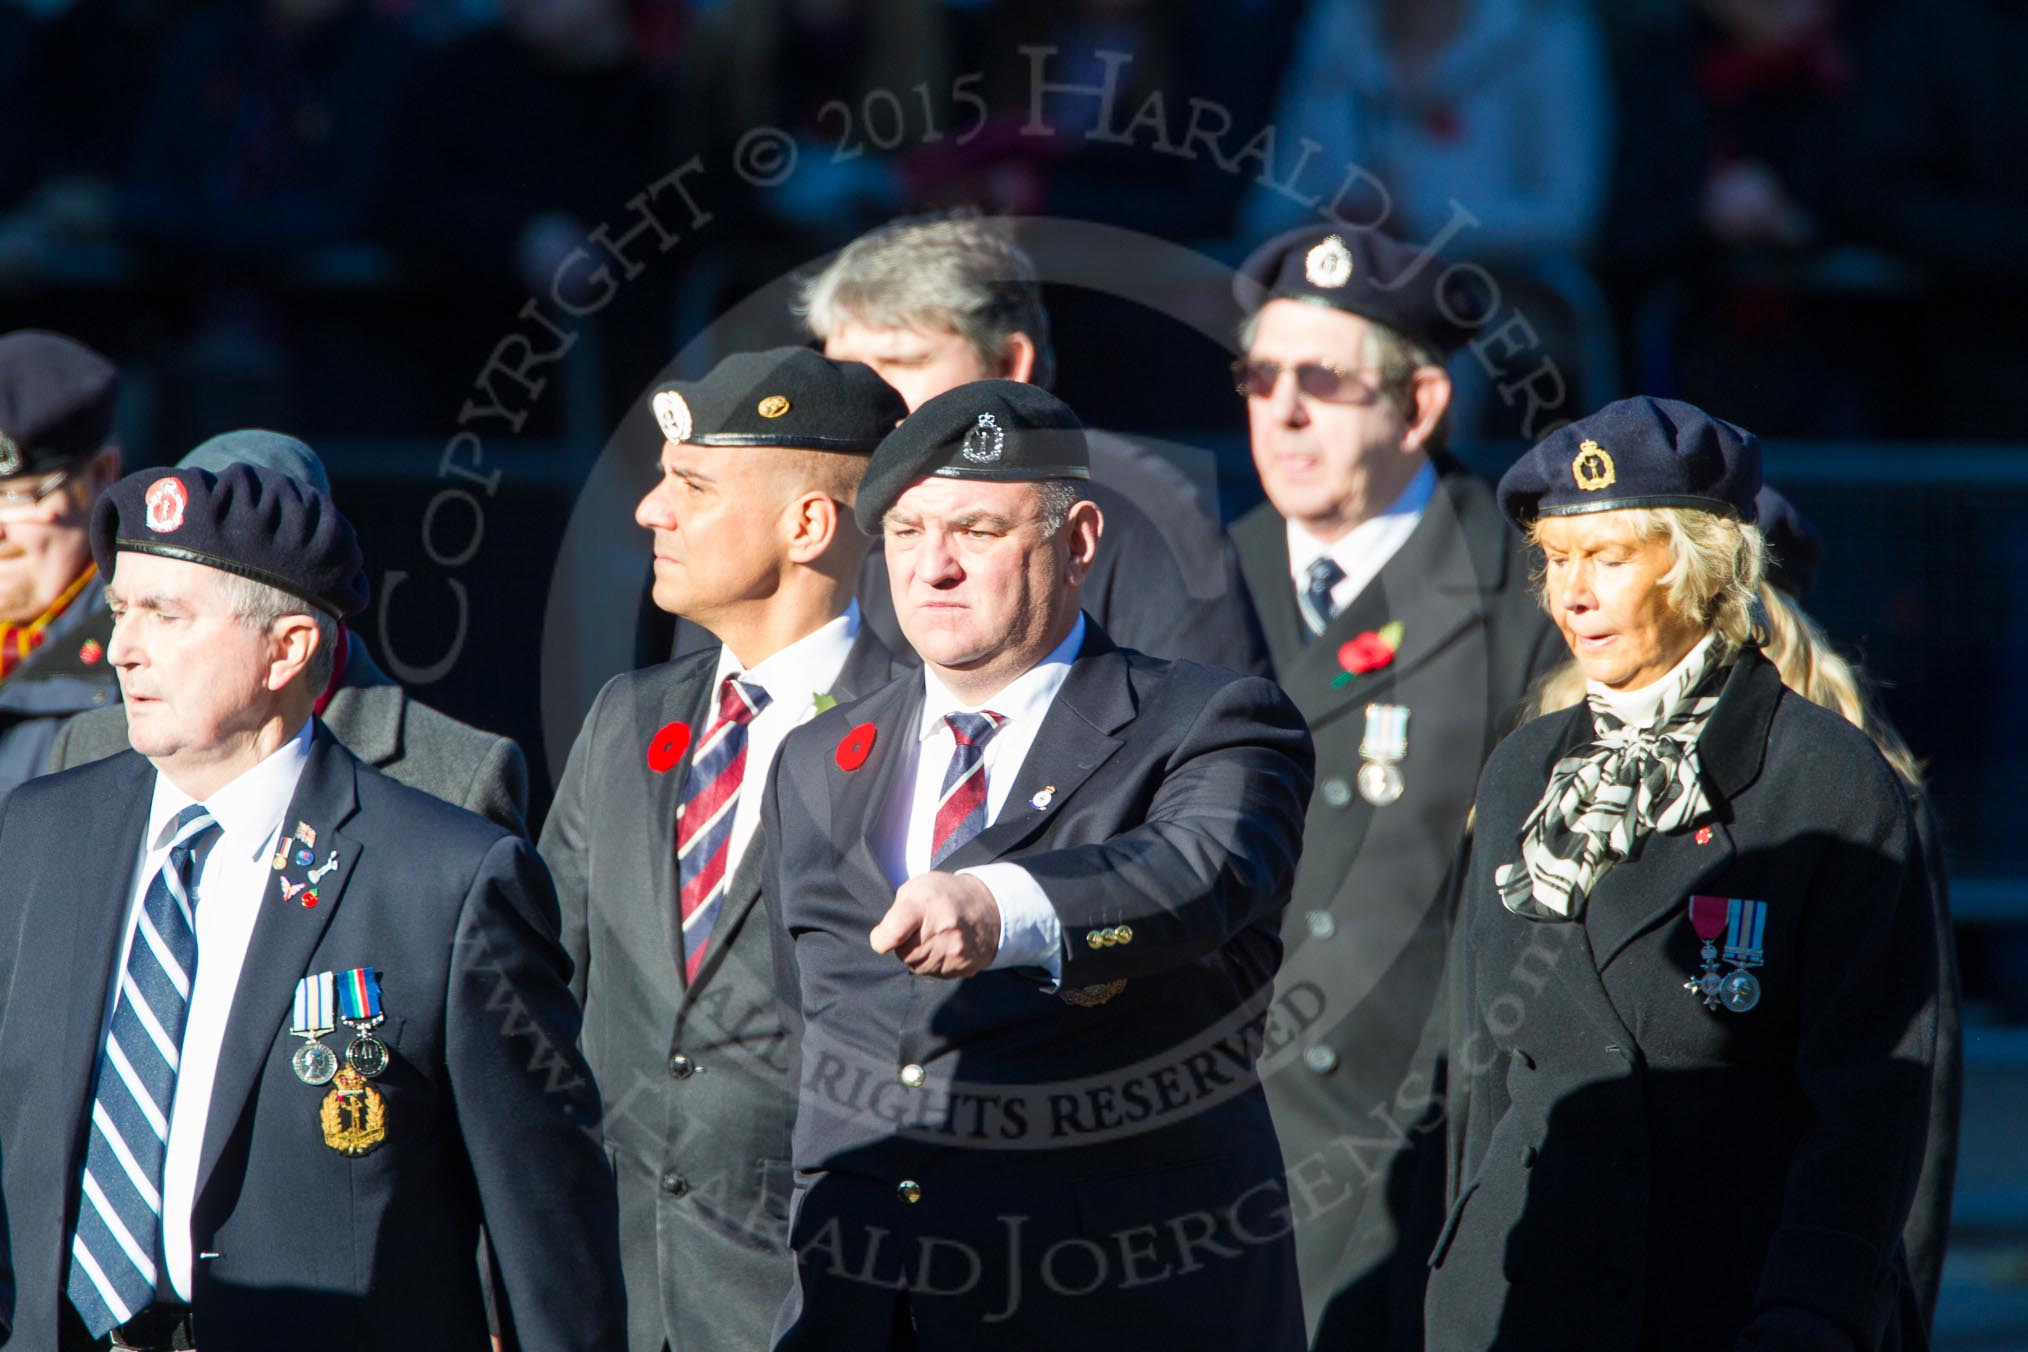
[68,804,219,1333]
[1300,556,1346,637]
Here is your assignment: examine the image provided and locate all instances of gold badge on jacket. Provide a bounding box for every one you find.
[320,1067,387,1156]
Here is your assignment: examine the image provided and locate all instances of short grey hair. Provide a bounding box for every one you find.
[1035,479,1085,534]
[796,211,1057,389]
[1237,302,1450,452]
[214,572,340,693]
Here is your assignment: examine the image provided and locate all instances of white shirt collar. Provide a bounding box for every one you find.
[712,601,861,712]
[147,717,315,861]
[918,613,1086,742]
[1286,459,1438,577]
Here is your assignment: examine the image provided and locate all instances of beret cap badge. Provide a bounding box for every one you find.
[1572,440,1616,492]
[0,433,20,477]
[961,412,1005,464]
[652,390,693,444]
[1304,235,1355,289]
[757,394,791,419]
[143,476,189,533]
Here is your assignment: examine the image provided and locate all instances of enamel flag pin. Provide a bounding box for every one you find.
[1029,785,1055,810]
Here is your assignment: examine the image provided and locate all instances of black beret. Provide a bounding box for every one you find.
[1234,226,1488,353]
[854,380,1090,533]
[1498,396,1763,528]
[1755,485,1822,599]
[0,329,118,478]
[92,463,369,619]
[650,347,906,453]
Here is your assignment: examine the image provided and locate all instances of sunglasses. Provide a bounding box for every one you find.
[1231,358,1385,406]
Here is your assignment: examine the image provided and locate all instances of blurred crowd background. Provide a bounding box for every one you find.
[4,1,2026,1339]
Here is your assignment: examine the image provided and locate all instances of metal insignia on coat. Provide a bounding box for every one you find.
[1304,235,1354,288]
[320,1067,387,1155]
[757,394,791,419]
[961,412,1005,463]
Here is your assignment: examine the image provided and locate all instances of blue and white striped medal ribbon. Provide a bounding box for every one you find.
[290,972,338,1084]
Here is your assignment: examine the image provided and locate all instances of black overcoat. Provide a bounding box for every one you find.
[1425,649,1939,1352]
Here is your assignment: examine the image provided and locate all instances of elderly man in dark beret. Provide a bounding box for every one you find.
[45,428,531,837]
[761,379,1315,1350]
[542,347,912,1352]
[1222,226,1565,1346]
[0,462,624,1351]
[0,330,125,800]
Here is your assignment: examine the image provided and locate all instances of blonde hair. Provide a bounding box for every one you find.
[1528,505,1765,654]
[1528,580,1923,787]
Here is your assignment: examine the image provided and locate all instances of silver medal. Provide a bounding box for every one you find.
[1719,970,1761,1013]
[293,1041,339,1085]
[1357,760,1405,806]
[345,1033,390,1079]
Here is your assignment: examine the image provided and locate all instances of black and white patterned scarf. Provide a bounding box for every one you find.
[1495,638,1728,920]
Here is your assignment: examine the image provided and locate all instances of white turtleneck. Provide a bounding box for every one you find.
[1586,631,1718,728]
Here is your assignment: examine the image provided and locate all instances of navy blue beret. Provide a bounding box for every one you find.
[180,428,332,497]
[1235,226,1488,354]
[92,462,369,619]
[855,380,1090,533]
[1498,397,1763,527]
[1755,485,1822,599]
[651,347,906,453]
[0,329,117,477]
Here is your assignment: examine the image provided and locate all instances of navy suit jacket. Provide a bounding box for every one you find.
[762,624,1314,1351]
[0,724,625,1351]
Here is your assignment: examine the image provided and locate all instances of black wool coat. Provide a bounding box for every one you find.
[1426,648,1939,1352]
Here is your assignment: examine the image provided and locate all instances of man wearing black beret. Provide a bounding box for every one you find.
[541,347,912,1352]
[762,378,1315,1350]
[44,429,533,838]
[0,330,125,801]
[1222,226,1564,1345]
[0,462,625,1350]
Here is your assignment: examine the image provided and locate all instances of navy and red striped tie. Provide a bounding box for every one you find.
[931,710,1006,866]
[675,677,771,982]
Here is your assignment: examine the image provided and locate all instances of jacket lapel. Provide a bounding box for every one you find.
[1232,506,1308,664]
[941,628,1134,872]
[837,677,924,886]
[54,757,156,1163]
[195,727,363,1208]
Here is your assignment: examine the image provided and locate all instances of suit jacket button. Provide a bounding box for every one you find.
[668,1052,695,1079]
[1306,911,1336,939]
[1520,1146,1538,1169]
[660,1170,689,1197]
[897,1179,922,1204]
[1302,1045,1338,1074]
[1321,778,1353,809]
[1086,931,1104,949]
[899,1063,926,1088]
[1117,925,1133,944]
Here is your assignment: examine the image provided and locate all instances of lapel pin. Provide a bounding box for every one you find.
[647,720,691,774]
[295,822,317,847]
[301,889,320,908]
[835,722,877,772]
[1029,785,1055,810]
[278,877,307,904]
[272,849,290,871]
[294,847,315,868]
[308,851,340,884]
[1695,826,1713,846]
[78,639,104,665]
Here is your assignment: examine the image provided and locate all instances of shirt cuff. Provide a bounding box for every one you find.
[961,862,1064,987]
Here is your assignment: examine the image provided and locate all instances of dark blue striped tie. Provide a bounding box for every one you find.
[1300,556,1346,637]
[67,803,219,1333]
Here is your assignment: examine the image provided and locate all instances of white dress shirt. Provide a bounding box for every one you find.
[714,603,861,885]
[873,615,1086,985]
[100,718,312,1300]
[1286,460,1438,620]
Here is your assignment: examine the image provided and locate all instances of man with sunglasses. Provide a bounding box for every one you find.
[1226,227,1561,1346]
[0,330,125,802]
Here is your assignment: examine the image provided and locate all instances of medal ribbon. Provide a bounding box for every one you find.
[1723,899,1767,966]
[292,972,335,1037]
[1687,894,1730,941]
[337,967,382,1022]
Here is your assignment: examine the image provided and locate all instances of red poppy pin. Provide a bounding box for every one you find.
[1332,622,1404,688]
[647,721,692,774]
[78,639,104,665]
[1695,826,1714,846]
[836,722,877,771]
